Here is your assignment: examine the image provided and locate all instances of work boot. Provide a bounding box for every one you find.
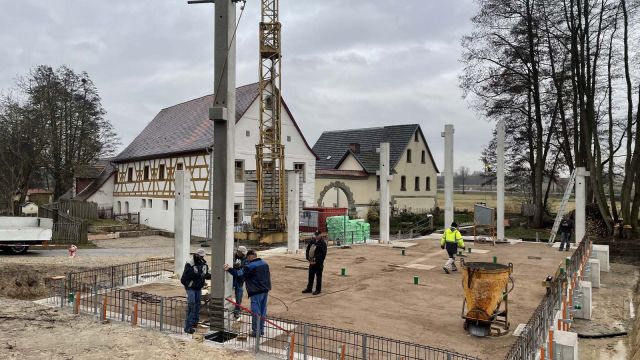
[185,328,196,334]
[302,289,312,294]
[443,266,450,274]
[312,290,321,295]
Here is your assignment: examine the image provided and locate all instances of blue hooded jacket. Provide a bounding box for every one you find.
[227,257,271,297]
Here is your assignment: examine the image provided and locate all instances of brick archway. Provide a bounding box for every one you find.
[317,181,357,217]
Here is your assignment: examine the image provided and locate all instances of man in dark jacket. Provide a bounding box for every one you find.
[181,248,211,334]
[558,216,574,252]
[232,246,248,319]
[225,250,271,337]
[303,231,327,295]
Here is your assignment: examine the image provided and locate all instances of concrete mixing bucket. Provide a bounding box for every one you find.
[461,261,513,322]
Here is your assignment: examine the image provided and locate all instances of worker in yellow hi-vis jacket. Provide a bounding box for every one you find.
[441,222,465,274]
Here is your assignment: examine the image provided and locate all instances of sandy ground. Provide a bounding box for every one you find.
[0,297,253,360]
[134,238,575,359]
[574,263,639,360]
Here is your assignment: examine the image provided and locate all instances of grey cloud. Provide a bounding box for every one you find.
[0,0,488,171]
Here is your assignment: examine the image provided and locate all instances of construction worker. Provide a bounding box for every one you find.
[232,246,248,319]
[441,222,465,274]
[180,248,211,334]
[225,250,271,337]
[558,215,574,252]
[302,230,327,295]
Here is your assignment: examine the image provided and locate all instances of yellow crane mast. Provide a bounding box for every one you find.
[254,0,286,232]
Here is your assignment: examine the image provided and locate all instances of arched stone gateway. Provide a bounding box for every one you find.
[317,181,357,217]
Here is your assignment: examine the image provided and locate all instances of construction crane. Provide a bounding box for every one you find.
[253,0,286,232]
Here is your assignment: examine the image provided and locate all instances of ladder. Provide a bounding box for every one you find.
[548,170,577,245]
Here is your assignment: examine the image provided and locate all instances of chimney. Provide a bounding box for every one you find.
[348,143,360,154]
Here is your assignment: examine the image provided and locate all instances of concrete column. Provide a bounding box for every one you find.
[209,0,237,329]
[377,142,391,244]
[588,258,601,288]
[174,170,191,277]
[554,330,579,360]
[575,280,592,320]
[496,120,505,241]
[575,167,589,242]
[592,244,610,272]
[287,172,300,253]
[441,125,454,228]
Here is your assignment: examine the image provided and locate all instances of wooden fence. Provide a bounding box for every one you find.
[57,200,98,220]
[39,204,89,245]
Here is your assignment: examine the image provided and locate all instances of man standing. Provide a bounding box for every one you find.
[180,248,211,334]
[225,250,271,337]
[232,246,248,319]
[302,230,327,295]
[558,215,574,252]
[441,222,465,274]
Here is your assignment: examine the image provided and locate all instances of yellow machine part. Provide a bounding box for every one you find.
[462,262,512,321]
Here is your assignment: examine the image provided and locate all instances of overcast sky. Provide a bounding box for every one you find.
[0,0,491,172]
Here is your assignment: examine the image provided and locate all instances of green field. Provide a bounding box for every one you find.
[436,191,575,214]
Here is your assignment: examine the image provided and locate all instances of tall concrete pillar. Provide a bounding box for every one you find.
[575,167,589,242]
[441,125,454,228]
[496,120,505,241]
[174,170,191,277]
[287,172,300,253]
[209,0,237,329]
[377,142,391,244]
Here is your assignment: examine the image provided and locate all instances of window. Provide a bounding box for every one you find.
[426,177,431,191]
[235,160,244,182]
[148,199,153,208]
[163,200,168,210]
[117,201,121,213]
[114,171,118,184]
[124,201,129,213]
[234,203,242,224]
[294,163,306,182]
[127,168,133,182]
[421,151,426,164]
[287,135,291,142]
[415,177,420,191]
[400,176,407,191]
[246,130,250,137]
[407,149,412,163]
[141,199,147,208]
[414,131,419,142]
[376,175,380,191]
[159,164,165,180]
[144,166,150,180]
[176,163,184,170]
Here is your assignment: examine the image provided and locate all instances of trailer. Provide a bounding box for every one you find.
[0,216,53,255]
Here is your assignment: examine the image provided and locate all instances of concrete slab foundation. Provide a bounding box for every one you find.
[575,280,592,320]
[554,330,579,360]
[588,259,600,288]
[591,244,610,272]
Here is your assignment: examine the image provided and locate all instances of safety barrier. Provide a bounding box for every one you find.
[46,259,479,360]
[504,237,592,360]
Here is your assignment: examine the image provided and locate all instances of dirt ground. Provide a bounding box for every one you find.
[134,239,573,358]
[91,236,175,249]
[0,297,252,360]
[573,263,639,360]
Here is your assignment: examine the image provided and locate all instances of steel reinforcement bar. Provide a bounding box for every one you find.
[46,259,479,360]
[504,237,592,360]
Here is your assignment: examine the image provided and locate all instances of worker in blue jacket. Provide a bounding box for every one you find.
[225,250,271,337]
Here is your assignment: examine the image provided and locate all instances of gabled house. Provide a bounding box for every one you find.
[313,124,439,217]
[105,82,317,232]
